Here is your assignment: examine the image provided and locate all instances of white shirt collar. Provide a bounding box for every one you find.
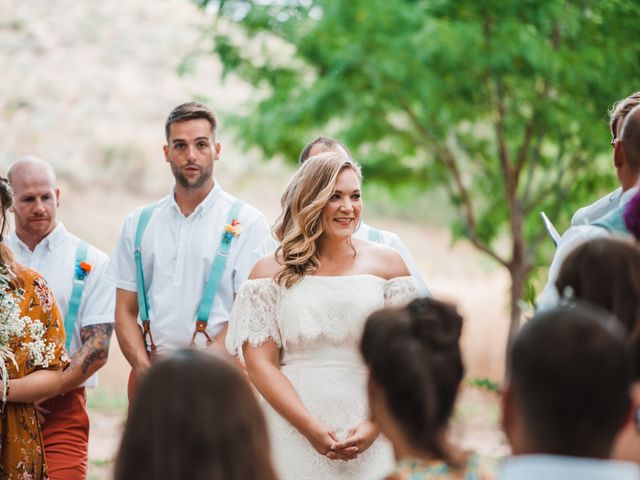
[13,222,67,253]
[168,180,222,219]
[500,455,640,480]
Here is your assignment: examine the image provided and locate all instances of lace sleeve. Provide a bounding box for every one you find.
[384,276,419,307]
[226,278,281,361]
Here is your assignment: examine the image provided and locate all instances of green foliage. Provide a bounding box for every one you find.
[199,0,640,319]
[467,377,502,394]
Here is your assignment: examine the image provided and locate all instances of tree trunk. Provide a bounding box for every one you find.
[507,200,530,346]
[508,261,527,344]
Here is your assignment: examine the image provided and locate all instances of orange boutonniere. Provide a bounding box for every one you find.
[222,219,242,244]
[75,261,92,280]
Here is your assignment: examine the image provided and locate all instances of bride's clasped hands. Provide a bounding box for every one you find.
[303,418,379,461]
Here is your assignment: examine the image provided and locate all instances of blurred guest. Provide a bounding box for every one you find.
[7,156,114,479]
[554,237,640,463]
[361,298,491,479]
[538,102,640,310]
[236,136,431,295]
[0,177,68,479]
[114,349,278,480]
[571,91,640,226]
[500,305,640,479]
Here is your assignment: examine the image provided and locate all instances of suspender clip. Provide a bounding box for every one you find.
[190,320,213,347]
[142,320,157,353]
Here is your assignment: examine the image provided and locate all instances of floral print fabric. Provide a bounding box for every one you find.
[0,268,68,479]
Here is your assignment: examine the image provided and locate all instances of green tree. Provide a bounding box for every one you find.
[200,0,640,338]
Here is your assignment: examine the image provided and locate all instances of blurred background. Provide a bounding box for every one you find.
[3,0,637,477]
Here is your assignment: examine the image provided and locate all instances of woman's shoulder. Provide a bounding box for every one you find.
[248,251,282,280]
[354,238,410,280]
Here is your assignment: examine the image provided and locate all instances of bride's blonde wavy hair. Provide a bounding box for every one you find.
[273,152,362,288]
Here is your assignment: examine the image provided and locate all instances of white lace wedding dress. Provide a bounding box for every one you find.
[226,274,418,480]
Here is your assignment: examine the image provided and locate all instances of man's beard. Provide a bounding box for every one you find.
[171,163,212,190]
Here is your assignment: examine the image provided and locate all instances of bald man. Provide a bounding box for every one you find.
[538,104,640,310]
[6,157,114,480]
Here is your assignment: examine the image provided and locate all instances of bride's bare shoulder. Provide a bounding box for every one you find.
[249,252,282,280]
[354,238,410,280]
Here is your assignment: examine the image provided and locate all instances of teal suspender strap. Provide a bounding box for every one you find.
[65,241,88,350]
[196,200,244,323]
[134,204,157,322]
[368,227,382,243]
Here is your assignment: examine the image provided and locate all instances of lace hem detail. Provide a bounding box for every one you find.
[226,278,282,361]
[384,276,419,307]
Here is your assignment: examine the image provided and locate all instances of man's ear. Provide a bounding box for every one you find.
[163,144,169,162]
[214,142,221,161]
[614,139,625,168]
[55,188,60,208]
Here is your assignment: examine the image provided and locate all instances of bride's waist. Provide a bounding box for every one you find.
[281,357,367,373]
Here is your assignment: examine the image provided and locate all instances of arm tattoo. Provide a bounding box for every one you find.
[79,323,114,375]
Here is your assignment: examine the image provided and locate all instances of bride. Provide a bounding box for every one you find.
[226,152,418,479]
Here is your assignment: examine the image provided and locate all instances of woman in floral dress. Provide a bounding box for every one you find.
[0,177,67,479]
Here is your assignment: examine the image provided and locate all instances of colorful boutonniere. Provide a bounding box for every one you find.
[222,219,242,244]
[75,261,92,281]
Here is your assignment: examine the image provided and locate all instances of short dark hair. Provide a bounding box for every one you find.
[361,298,464,464]
[165,102,217,141]
[507,305,632,457]
[555,237,640,379]
[610,91,640,139]
[298,136,352,164]
[114,350,278,480]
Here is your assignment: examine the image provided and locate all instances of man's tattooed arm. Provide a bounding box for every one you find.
[57,323,114,394]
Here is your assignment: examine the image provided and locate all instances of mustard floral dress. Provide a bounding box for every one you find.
[0,268,68,479]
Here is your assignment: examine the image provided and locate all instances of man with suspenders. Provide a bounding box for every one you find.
[237,136,431,295]
[107,102,269,398]
[6,157,114,480]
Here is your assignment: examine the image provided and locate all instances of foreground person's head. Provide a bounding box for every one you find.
[556,237,640,464]
[555,237,640,347]
[361,298,465,464]
[502,305,632,459]
[114,350,278,480]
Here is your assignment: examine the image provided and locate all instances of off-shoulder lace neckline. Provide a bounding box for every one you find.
[246,274,412,284]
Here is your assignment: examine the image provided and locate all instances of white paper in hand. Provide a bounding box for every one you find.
[540,211,561,247]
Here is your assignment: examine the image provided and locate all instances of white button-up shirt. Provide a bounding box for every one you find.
[571,187,623,226]
[7,223,114,388]
[236,220,431,296]
[107,182,269,353]
[499,455,640,480]
[538,187,637,311]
